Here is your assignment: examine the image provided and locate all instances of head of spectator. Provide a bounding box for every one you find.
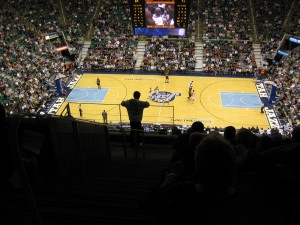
[185,121,204,135]
[270,129,283,146]
[171,121,205,165]
[133,91,141,100]
[171,126,181,135]
[194,133,236,192]
[236,128,258,150]
[224,126,236,145]
[259,135,274,151]
[191,121,205,133]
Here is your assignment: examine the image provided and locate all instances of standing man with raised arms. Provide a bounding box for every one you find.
[121,91,150,147]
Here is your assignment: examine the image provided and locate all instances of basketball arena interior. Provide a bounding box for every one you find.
[0,0,300,224]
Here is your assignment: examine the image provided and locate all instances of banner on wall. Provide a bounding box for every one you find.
[55,78,63,96]
[269,85,277,103]
[264,81,277,103]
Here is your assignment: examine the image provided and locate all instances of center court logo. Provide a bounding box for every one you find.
[150,91,181,103]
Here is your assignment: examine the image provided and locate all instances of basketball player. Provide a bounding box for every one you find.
[188,81,193,92]
[260,102,265,113]
[188,89,192,100]
[191,90,195,102]
[152,7,166,25]
[164,67,169,83]
[96,77,101,89]
[78,104,83,117]
[155,86,159,96]
[149,87,153,99]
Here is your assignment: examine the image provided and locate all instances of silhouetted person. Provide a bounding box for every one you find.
[224,125,237,146]
[164,67,169,83]
[171,121,205,163]
[258,126,300,215]
[260,102,265,113]
[143,133,239,224]
[161,121,207,180]
[121,91,150,147]
[234,128,260,172]
[96,77,101,89]
[258,135,274,151]
[102,110,107,124]
[78,104,83,117]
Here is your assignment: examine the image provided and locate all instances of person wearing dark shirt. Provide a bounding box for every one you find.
[121,91,150,147]
[142,133,240,224]
[96,77,101,89]
[78,104,83,117]
[102,110,107,124]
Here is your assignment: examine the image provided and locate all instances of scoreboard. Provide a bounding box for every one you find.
[128,0,191,36]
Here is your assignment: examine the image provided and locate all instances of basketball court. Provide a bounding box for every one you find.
[56,73,270,129]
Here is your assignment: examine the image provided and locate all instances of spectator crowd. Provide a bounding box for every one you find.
[0,7,66,115]
[140,36,196,73]
[81,0,138,72]
[0,0,299,132]
[141,121,300,224]
[201,0,256,75]
[267,46,300,127]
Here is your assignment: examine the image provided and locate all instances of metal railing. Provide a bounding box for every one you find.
[60,102,175,126]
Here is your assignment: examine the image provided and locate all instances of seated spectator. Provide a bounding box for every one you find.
[63,0,98,38]
[159,121,206,181]
[267,46,300,127]
[224,125,237,145]
[142,133,241,224]
[287,1,300,36]
[253,0,290,60]
[258,135,274,152]
[140,36,196,73]
[8,0,60,34]
[170,121,205,164]
[0,7,69,115]
[234,128,260,172]
[257,126,300,210]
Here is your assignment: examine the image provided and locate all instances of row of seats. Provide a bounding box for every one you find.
[0,0,299,128]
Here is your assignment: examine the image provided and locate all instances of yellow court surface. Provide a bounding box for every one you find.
[57,73,270,129]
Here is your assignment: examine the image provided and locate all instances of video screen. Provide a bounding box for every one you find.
[145,1,175,28]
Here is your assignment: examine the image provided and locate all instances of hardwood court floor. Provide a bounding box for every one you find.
[57,73,270,129]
